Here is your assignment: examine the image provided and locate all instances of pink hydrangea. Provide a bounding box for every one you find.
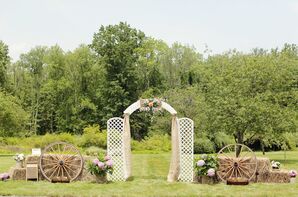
[104,155,111,161]
[97,161,105,169]
[289,170,297,177]
[0,173,10,181]
[93,158,99,165]
[207,168,215,177]
[106,160,113,167]
[197,160,205,167]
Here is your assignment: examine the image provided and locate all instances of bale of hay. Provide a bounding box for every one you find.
[11,168,26,180]
[251,157,271,182]
[257,170,290,183]
[26,155,40,164]
[255,157,271,173]
[79,167,96,182]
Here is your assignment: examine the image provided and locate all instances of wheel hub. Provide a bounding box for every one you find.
[233,161,238,168]
[59,160,64,166]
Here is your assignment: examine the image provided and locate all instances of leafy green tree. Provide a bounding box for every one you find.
[91,22,145,125]
[0,41,10,89]
[160,43,201,88]
[194,46,297,154]
[0,91,28,137]
[17,46,48,134]
[135,38,167,93]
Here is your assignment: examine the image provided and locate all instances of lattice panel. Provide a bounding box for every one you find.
[178,118,194,182]
[107,117,126,181]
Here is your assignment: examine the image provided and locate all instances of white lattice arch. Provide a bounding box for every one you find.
[107,99,194,182]
[123,100,177,115]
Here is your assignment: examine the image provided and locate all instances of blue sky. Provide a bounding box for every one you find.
[1,0,298,61]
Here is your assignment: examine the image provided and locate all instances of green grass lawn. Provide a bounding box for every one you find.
[0,152,298,197]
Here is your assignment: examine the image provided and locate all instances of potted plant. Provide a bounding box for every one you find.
[289,170,297,183]
[13,153,25,168]
[271,161,281,170]
[87,153,113,183]
[195,154,218,184]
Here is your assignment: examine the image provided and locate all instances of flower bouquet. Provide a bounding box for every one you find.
[87,153,113,183]
[289,170,297,183]
[13,153,25,168]
[140,98,162,113]
[271,161,281,170]
[195,154,218,184]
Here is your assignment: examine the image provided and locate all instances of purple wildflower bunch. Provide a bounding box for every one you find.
[87,152,113,177]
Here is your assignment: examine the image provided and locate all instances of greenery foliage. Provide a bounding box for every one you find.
[195,154,219,176]
[0,22,297,152]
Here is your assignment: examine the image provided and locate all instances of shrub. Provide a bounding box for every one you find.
[79,125,107,148]
[132,134,171,153]
[194,137,215,154]
[85,146,106,156]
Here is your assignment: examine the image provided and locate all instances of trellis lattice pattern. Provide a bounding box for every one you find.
[107,117,126,181]
[178,118,194,182]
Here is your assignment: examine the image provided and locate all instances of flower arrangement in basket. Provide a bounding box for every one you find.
[140,98,162,113]
[271,160,281,170]
[195,154,218,183]
[13,153,25,168]
[87,153,113,183]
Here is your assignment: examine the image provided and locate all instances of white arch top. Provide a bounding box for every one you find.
[123,100,177,115]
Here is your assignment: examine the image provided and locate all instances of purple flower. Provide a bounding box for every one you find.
[93,158,99,165]
[289,170,297,177]
[106,160,113,167]
[197,160,205,167]
[104,155,111,161]
[207,168,215,177]
[97,161,105,169]
[0,173,10,181]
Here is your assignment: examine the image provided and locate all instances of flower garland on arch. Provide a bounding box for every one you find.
[140,98,163,113]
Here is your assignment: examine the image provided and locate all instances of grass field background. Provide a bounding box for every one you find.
[0,152,297,197]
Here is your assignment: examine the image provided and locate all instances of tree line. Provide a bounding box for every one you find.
[0,22,297,151]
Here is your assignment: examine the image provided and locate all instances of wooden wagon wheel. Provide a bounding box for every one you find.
[39,142,83,182]
[217,144,257,183]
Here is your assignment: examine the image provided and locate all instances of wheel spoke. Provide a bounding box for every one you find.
[49,165,59,179]
[238,166,251,178]
[64,162,81,168]
[239,156,251,163]
[64,164,78,175]
[223,166,233,178]
[41,158,58,163]
[241,162,257,166]
[239,165,252,174]
[57,166,61,177]
[48,154,59,162]
[229,167,235,178]
[41,163,58,167]
[44,165,57,175]
[62,165,71,179]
